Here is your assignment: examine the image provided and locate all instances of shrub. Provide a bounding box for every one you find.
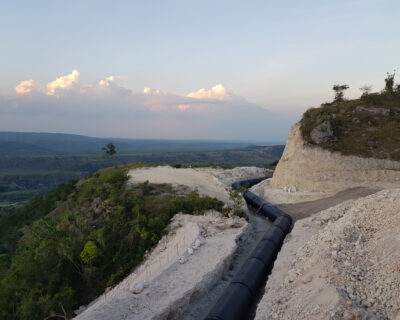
[80,241,99,265]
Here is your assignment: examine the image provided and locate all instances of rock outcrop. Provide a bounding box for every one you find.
[271,122,400,192]
[310,120,334,144]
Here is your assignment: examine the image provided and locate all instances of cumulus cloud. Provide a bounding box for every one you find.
[15,79,39,95]
[187,84,230,100]
[46,70,80,96]
[1,71,296,141]
[143,87,161,95]
[98,76,117,87]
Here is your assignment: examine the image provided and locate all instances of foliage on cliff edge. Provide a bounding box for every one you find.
[0,165,224,320]
[301,74,400,160]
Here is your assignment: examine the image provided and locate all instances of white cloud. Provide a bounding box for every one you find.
[187,84,230,100]
[15,79,39,95]
[1,72,296,141]
[98,76,117,87]
[46,70,80,96]
[143,87,161,95]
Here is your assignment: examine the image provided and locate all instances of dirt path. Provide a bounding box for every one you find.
[277,187,381,221]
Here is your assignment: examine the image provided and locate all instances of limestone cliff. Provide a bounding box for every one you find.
[271,122,400,192]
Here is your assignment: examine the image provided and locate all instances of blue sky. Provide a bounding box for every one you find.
[0,1,399,141]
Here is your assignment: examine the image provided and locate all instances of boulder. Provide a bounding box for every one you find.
[129,282,146,294]
[192,238,201,250]
[310,121,334,144]
[179,256,186,264]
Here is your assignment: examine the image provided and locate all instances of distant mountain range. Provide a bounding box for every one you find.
[0,132,283,156]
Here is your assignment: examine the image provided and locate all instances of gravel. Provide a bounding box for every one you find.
[255,189,400,320]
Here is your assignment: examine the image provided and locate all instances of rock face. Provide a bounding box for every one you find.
[271,122,400,192]
[310,120,333,144]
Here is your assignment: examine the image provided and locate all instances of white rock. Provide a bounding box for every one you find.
[129,282,146,294]
[179,256,187,264]
[74,305,87,315]
[187,247,194,255]
[193,238,201,249]
[301,274,312,284]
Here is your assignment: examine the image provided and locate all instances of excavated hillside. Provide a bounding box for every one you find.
[254,94,400,320]
[271,100,400,192]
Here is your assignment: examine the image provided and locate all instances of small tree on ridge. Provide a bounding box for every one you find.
[333,84,349,103]
[385,71,395,94]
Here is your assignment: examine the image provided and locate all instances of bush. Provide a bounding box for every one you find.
[80,241,99,265]
[360,92,384,105]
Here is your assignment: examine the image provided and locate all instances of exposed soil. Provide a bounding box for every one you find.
[255,188,400,320]
[277,187,381,221]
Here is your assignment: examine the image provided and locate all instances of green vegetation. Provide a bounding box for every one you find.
[0,165,224,320]
[0,145,283,208]
[102,142,116,156]
[301,72,400,160]
[228,188,246,218]
[332,84,349,103]
[0,190,41,209]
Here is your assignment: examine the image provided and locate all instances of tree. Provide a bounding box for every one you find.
[359,85,372,96]
[102,143,116,156]
[385,71,395,94]
[333,84,349,103]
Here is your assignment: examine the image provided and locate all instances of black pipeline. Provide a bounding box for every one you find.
[205,177,293,320]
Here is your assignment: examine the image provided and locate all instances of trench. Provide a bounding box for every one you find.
[178,206,272,320]
[176,176,293,320]
[203,177,293,320]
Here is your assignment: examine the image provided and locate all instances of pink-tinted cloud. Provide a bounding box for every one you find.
[46,70,80,96]
[187,84,230,100]
[15,79,40,95]
[98,76,118,87]
[1,71,295,141]
[173,104,191,111]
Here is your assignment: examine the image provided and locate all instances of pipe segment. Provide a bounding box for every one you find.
[205,177,293,320]
[231,175,271,190]
[206,282,253,320]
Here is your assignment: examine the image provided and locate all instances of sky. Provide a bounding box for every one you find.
[1,0,399,142]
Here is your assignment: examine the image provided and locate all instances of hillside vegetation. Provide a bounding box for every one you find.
[0,164,225,320]
[0,145,283,211]
[301,73,400,160]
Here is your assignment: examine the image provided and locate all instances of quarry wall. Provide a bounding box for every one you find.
[271,122,400,192]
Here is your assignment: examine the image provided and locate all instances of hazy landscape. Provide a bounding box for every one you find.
[0,132,284,212]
